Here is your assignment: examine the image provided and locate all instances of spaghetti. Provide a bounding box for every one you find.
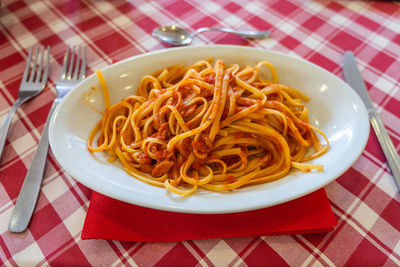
[87,59,329,195]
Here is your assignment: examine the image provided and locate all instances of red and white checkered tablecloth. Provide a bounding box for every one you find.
[1,0,400,265]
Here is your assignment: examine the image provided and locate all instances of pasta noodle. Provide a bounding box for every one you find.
[87,59,329,195]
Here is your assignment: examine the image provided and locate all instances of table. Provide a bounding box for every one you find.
[1,0,400,265]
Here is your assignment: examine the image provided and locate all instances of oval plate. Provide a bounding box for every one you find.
[49,45,370,214]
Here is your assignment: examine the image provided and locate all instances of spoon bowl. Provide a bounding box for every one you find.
[153,25,193,46]
[152,25,270,46]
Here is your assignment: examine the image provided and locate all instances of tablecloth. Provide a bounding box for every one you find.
[1,0,400,265]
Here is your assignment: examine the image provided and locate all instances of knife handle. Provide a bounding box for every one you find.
[370,113,400,189]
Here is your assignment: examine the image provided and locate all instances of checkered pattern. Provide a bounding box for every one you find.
[1,0,400,265]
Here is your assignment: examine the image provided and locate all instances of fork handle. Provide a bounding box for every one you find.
[0,98,27,161]
[9,101,58,233]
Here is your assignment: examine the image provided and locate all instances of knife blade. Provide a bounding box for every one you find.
[343,51,400,191]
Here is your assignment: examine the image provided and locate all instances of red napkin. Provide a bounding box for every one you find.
[81,188,337,242]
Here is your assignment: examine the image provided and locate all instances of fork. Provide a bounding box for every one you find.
[0,45,50,162]
[9,46,87,233]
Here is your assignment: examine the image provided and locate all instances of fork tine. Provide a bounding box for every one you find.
[22,46,33,82]
[73,46,81,80]
[34,46,45,83]
[59,47,70,80]
[67,46,75,80]
[28,46,39,83]
[80,46,87,80]
[42,46,50,85]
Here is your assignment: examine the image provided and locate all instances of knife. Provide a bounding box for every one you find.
[343,51,400,190]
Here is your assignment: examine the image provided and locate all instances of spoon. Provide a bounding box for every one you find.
[152,25,270,46]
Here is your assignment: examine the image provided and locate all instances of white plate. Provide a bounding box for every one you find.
[49,45,370,214]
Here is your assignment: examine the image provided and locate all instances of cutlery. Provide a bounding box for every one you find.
[343,51,400,190]
[0,46,50,162]
[9,46,87,233]
[152,25,270,46]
